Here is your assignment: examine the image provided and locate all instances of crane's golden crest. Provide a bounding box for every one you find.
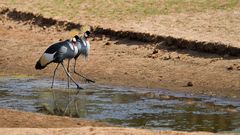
[69,29,80,38]
[68,25,91,38]
[80,25,91,33]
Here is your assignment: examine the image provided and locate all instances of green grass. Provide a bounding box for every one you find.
[85,0,239,18]
[4,0,240,20]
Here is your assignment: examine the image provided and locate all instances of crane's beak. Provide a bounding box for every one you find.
[89,34,93,38]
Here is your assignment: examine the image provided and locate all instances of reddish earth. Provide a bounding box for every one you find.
[0,8,239,135]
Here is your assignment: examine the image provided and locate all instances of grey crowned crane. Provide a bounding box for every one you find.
[35,31,94,90]
[69,31,95,86]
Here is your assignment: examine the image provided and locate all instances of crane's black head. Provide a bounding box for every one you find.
[84,31,91,39]
[74,35,80,41]
[72,35,80,42]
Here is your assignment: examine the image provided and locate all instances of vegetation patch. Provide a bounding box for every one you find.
[3,0,240,20]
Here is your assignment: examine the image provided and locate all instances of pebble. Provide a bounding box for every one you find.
[105,42,111,46]
[187,82,193,87]
[226,66,233,70]
[42,26,47,30]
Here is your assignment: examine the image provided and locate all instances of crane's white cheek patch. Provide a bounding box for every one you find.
[40,52,56,66]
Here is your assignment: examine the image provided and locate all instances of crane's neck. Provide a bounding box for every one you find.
[83,37,88,42]
[83,37,90,47]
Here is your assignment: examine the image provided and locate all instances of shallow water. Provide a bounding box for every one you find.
[0,76,240,133]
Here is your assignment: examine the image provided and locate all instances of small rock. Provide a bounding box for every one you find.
[42,26,47,30]
[227,66,233,70]
[105,42,111,46]
[187,82,193,87]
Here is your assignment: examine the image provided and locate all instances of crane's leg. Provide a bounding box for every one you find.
[67,59,70,89]
[61,62,83,90]
[51,63,60,112]
[73,59,95,83]
[51,63,60,89]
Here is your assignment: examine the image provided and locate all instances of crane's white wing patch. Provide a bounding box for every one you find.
[40,52,56,66]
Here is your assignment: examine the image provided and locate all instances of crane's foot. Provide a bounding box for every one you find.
[76,85,83,90]
[75,85,83,95]
[85,78,95,83]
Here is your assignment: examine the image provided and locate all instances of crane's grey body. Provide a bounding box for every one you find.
[35,31,93,90]
[35,40,79,69]
[35,36,90,70]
